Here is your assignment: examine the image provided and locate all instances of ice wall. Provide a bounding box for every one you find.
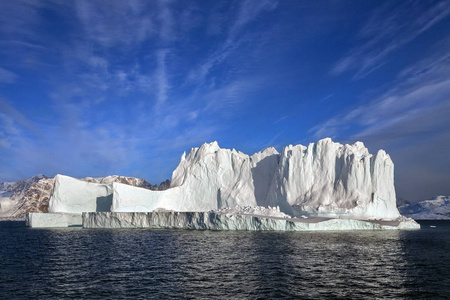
[83,212,419,230]
[51,138,401,221]
[171,142,261,209]
[111,182,182,212]
[48,174,113,214]
[139,138,398,219]
[113,142,280,213]
[26,212,82,227]
[266,138,399,219]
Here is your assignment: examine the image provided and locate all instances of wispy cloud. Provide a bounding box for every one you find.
[0,1,50,73]
[74,0,156,47]
[202,77,265,114]
[320,47,450,201]
[331,0,450,79]
[313,47,450,141]
[228,0,278,41]
[0,1,43,40]
[155,49,169,108]
[0,68,18,83]
[186,0,277,85]
[0,96,143,180]
[312,40,450,201]
[156,0,175,43]
[0,98,39,136]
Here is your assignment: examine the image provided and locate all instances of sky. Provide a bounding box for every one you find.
[0,0,449,202]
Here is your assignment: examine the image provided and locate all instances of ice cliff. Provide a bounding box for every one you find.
[41,138,400,220]
[111,138,399,219]
[82,212,419,231]
[110,142,280,213]
[267,139,399,219]
[48,175,114,214]
[24,138,414,229]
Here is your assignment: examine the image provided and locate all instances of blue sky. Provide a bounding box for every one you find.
[0,0,449,202]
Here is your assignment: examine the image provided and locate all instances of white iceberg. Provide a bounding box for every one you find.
[48,174,113,214]
[112,138,400,219]
[27,138,419,230]
[26,212,82,228]
[266,139,400,219]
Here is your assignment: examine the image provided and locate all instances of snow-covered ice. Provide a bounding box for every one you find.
[48,174,113,214]
[26,213,82,228]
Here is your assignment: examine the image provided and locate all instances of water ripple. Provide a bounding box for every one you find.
[0,221,449,299]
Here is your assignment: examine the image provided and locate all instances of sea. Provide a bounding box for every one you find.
[0,220,449,299]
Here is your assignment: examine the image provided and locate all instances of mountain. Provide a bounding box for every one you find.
[0,175,170,219]
[399,196,450,220]
[0,175,52,220]
[396,197,411,207]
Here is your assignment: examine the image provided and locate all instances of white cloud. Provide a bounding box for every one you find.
[156,49,170,107]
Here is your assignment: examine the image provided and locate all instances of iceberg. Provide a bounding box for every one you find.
[27,138,420,230]
[112,138,400,219]
[48,175,113,214]
[266,139,400,219]
[26,212,82,228]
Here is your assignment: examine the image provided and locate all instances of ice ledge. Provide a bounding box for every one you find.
[82,212,420,231]
[26,213,82,228]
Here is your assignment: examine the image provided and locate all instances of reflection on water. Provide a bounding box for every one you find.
[0,221,449,299]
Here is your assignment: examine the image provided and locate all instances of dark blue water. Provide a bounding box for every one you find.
[1,221,449,299]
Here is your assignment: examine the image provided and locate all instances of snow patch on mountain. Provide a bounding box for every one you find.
[399,196,450,220]
[0,175,53,220]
